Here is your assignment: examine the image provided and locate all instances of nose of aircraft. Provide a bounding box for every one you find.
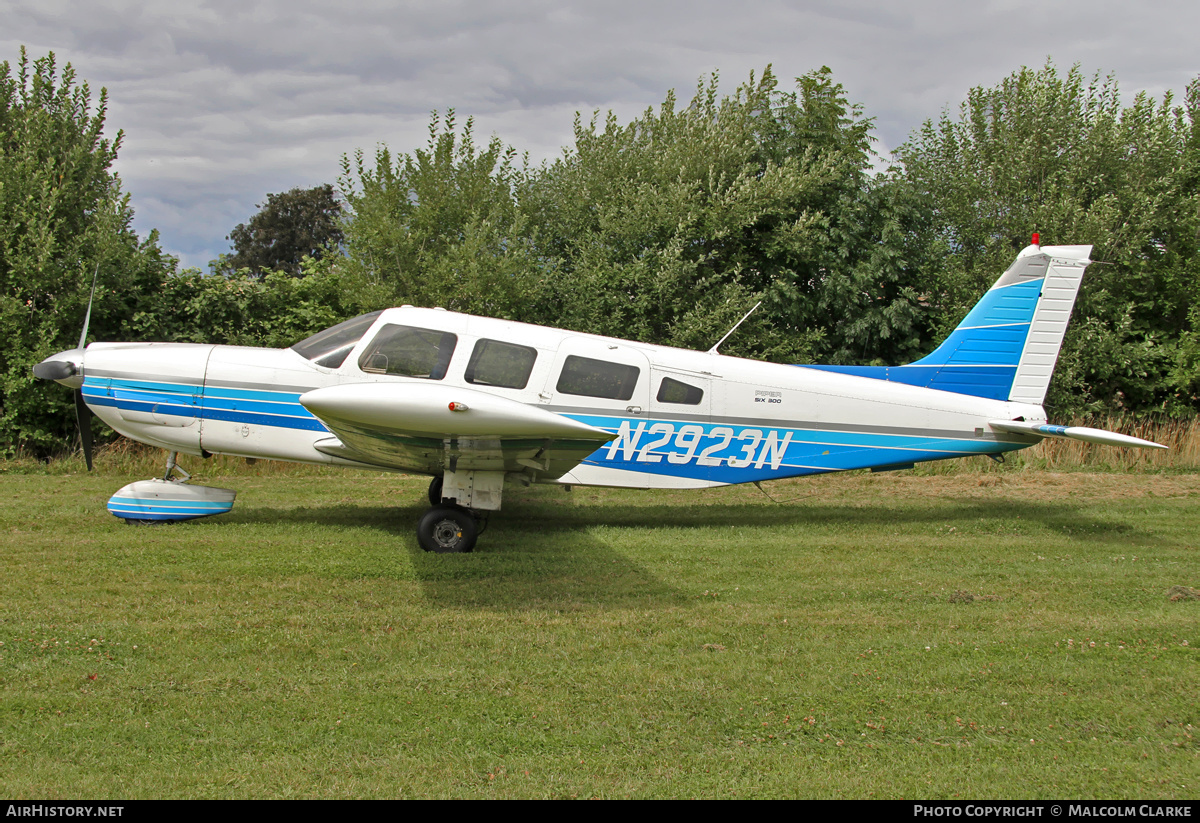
[32,346,94,469]
[33,348,86,388]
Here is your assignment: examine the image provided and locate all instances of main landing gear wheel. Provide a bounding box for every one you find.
[427,475,444,506]
[417,505,478,553]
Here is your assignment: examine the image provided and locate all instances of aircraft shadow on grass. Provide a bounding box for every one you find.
[187,492,1158,610]
[225,495,1147,545]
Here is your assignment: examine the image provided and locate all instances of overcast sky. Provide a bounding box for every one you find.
[4,0,1198,270]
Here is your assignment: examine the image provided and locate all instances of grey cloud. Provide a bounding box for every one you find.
[3,0,1197,268]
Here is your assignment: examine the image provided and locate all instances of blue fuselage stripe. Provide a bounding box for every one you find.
[563,414,1013,483]
[84,378,328,432]
[85,377,1016,482]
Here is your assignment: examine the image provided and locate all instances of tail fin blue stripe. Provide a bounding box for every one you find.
[915,325,1029,365]
[805,279,1042,400]
[800,245,1090,403]
[910,278,1042,367]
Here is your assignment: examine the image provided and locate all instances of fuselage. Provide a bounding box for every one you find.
[71,306,1044,489]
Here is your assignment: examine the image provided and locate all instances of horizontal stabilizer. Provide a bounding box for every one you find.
[988,420,1167,450]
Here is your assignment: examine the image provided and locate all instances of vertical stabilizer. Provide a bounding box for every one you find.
[803,243,1091,404]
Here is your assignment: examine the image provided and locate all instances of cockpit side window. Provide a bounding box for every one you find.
[556,355,640,400]
[656,376,704,405]
[358,324,457,379]
[465,339,538,389]
[291,311,384,369]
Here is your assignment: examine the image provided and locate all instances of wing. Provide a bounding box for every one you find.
[299,383,616,479]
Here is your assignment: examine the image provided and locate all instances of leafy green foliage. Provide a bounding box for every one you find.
[128,256,389,349]
[521,67,889,362]
[0,49,175,456]
[339,112,539,319]
[338,69,903,363]
[895,62,1200,415]
[220,184,344,277]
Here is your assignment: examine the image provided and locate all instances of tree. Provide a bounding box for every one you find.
[520,67,896,362]
[221,184,344,277]
[894,62,1200,415]
[0,48,176,456]
[754,68,935,366]
[128,255,389,350]
[339,68,914,364]
[339,112,538,318]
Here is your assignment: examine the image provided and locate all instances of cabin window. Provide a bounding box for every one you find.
[556,355,640,401]
[656,376,704,405]
[465,339,538,390]
[358,324,457,379]
[291,310,384,369]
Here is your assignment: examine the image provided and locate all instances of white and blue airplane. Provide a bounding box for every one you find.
[34,239,1165,552]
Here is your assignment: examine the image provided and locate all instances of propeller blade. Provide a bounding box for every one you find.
[79,262,99,351]
[75,389,94,471]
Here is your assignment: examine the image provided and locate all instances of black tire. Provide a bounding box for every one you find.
[417,505,477,553]
[427,475,444,506]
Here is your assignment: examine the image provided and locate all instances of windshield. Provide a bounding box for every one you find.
[291,311,384,369]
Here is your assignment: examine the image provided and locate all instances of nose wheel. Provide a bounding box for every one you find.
[417,505,478,553]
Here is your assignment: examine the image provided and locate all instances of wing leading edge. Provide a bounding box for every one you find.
[299,383,616,479]
[988,419,1166,450]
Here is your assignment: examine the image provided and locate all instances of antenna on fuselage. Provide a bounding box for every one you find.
[706,301,762,355]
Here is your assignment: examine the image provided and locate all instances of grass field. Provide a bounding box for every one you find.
[1,452,1197,798]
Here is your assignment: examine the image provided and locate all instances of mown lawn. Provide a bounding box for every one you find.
[1,466,1196,798]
